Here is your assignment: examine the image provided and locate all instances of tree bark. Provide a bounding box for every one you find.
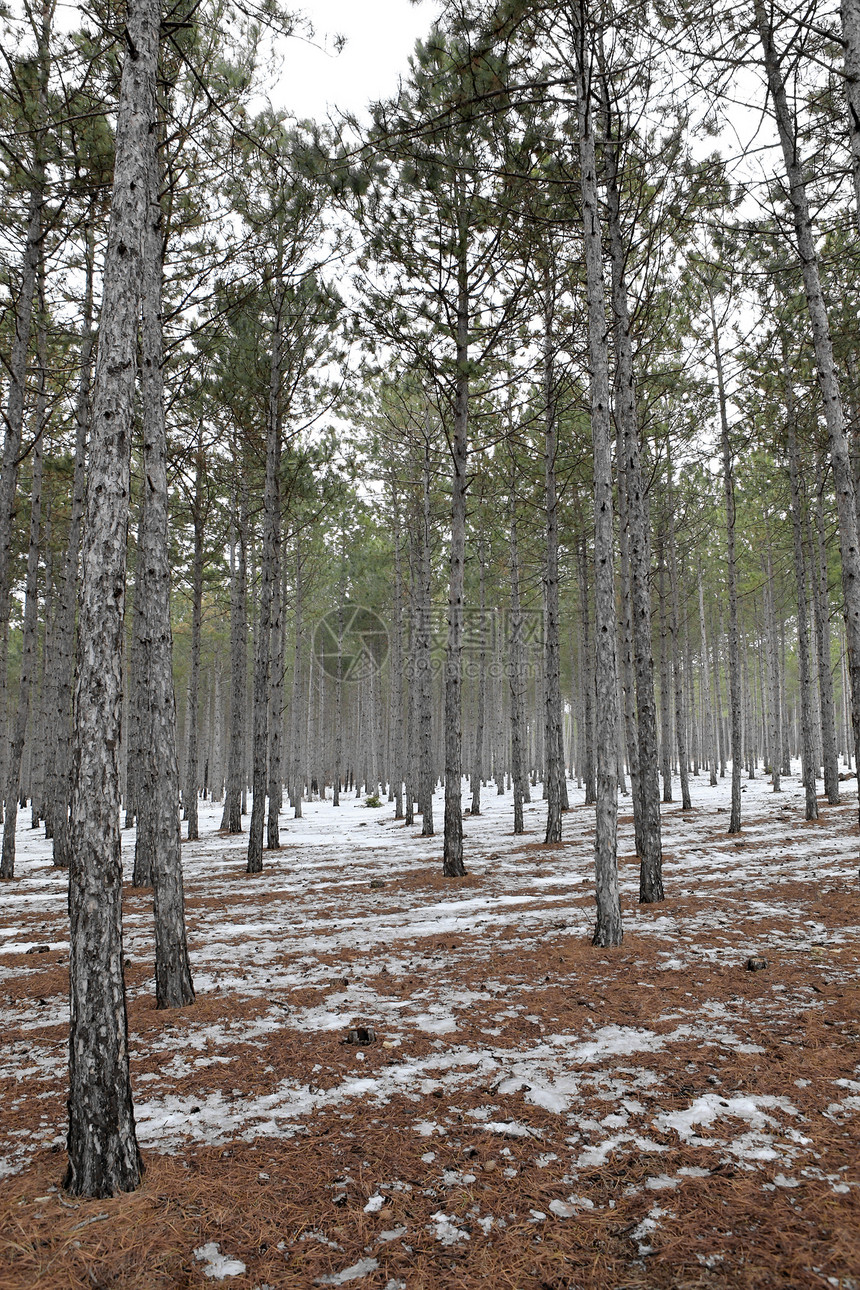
[710,292,742,832]
[137,117,194,1008]
[542,264,564,844]
[1,359,44,878]
[756,0,860,814]
[183,446,204,842]
[786,419,819,819]
[248,295,283,872]
[575,24,623,943]
[66,0,159,1198]
[811,463,840,803]
[442,232,469,877]
[603,109,661,901]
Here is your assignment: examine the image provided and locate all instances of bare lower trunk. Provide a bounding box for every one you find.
[785,405,819,820]
[603,112,660,901]
[248,297,283,872]
[509,492,527,835]
[442,254,468,877]
[811,466,840,803]
[184,449,204,842]
[220,486,247,832]
[1,387,44,878]
[711,294,742,832]
[66,0,158,1197]
[575,29,622,944]
[418,443,434,836]
[756,0,860,812]
[470,540,486,817]
[667,464,691,810]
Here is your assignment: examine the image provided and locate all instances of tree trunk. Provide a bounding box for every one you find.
[603,108,661,902]
[509,491,527,835]
[756,0,860,813]
[541,265,563,843]
[811,464,840,803]
[220,475,247,832]
[666,463,692,810]
[842,0,860,228]
[138,128,194,1007]
[247,292,283,871]
[470,538,487,816]
[0,1,49,804]
[184,447,204,842]
[575,30,623,943]
[443,239,469,877]
[785,368,819,820]
[1,365,44,878]
[710,292,742,832]
[418,441,434,836]
[47,227,94,863]
[66,0,159,1198]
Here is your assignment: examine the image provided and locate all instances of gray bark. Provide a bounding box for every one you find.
[843,0,860,227]
[711,293,742,832]
[756,0,860,812]
[603,114,661,898]
[508,493,527,836]
[1,369,44,878]
[137,129,194,1007]
[183,446,204,842]
[785,371,819,820]
[442,236,468,878]
[66,0,159,1197]
[418,440,434,836]
[542,265,563,844]
[666,462,691,810]
[48,226,94,865]
[811,464,840,803]
[220,478,247,832]
[575,31,623,943]
[248,291,283,870]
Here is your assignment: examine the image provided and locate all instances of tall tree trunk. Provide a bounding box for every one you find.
[0,0,49,803]
[616,423,644,843]
[764,534,783,793]
[391,493,405,818]
[470,538,487,816]
[248,295,283,871]
[47,226,94,863]
[220,475,247,832]
[710,292,742,832]
[785,367,819,820]
[1,355,44,878]
[443,237,469,877]
[603,106,662,900]
[184,446,204,842]
[509,491,527,835]
[842,0,860,228]
[666,463,692,810]
[138,129,194,1008]
[290,536,304,818]
[756,0,860,813]
[575,25,624,942]
[657,541,673,803]
[66,0,158,1198]
[811,463,840,803]
[418,441,434,836]
[698,566,717,786]
[542,264,563,843]
[266,509,283,850]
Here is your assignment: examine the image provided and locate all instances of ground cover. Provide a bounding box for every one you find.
[0,772,858,1288]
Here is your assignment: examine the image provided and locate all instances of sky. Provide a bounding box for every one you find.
[268,0,442,122]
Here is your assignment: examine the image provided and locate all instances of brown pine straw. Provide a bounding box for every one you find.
[2,795,859,1288]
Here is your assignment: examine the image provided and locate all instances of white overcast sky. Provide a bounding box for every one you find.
[268,0,441,121]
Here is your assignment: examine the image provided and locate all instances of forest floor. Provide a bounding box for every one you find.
[0,771,858,1289]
